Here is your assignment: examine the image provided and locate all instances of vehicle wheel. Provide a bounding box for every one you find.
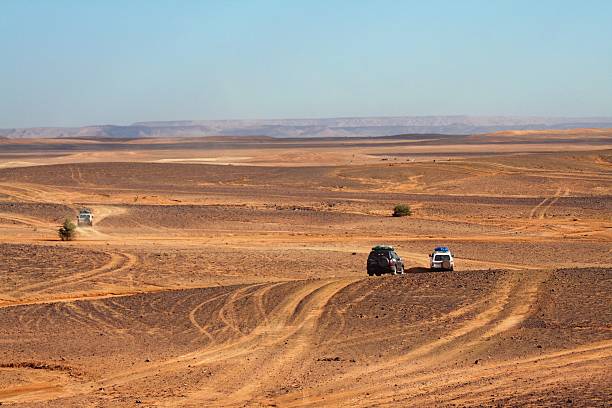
[375,271,382,276]
[367,271,373,276]
[399,266,405,274]
[450,267,454,272]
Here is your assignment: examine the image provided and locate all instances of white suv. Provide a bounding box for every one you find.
[430,246,454,271]
[77,209,94,226]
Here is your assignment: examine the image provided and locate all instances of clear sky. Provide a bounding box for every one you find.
[1,0,611,128]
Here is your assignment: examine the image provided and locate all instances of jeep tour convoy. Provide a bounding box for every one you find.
[367,245,405,276]
[430,246,454,271]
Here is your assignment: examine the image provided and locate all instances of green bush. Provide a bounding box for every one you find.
[58,219,77,241]
[392,204,412,217]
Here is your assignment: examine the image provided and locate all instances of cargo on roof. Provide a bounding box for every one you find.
[372,245,394,251]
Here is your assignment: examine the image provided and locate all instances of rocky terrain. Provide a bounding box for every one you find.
[3,115,612,138]
[0,129,610,406]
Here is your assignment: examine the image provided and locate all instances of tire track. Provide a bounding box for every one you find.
[5,251,138,304]
[529,187,567,219]
[183,278,359,405]
[375,340,612,407]
[215,283,268,337]
[0,286,184,309]
[27,278,357,404]
[187,290,235,343]
[529,193,553,219]
[276,269,550,407]
[0,182,71,204]
[0,212,55,228]
[538,187,570,219]
[322,297,489,350]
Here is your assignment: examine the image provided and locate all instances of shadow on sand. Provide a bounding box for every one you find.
[405,267,452,274]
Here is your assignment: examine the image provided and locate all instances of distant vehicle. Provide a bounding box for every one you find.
[77,208,93,226]
[367,245,405,276]
[430,246,454,271]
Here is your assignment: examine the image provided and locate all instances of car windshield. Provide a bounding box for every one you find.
[434,254,451,261]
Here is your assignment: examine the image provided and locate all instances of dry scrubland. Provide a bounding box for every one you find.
[0,129,611,407]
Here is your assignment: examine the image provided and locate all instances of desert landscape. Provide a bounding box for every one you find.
[0,129,611,406]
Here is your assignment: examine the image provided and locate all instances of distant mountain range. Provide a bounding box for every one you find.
[2,116,612,139]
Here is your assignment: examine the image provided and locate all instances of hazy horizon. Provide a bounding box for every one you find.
[4,114,612,131]
[3,114,612,139]
[1,0,611,128]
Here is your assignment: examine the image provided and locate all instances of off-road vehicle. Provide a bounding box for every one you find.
[430,246,454,271]
[77,208,94,226]
[367,245,405,276]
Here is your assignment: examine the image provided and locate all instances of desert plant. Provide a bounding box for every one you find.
[58,218,77,241]
[392,204,412,217]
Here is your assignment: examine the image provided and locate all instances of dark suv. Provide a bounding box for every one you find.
[367,245,405,276]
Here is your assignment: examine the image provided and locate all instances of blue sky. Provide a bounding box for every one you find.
[1,0,611,127]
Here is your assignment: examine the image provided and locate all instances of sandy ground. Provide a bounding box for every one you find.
[0,130,610,406]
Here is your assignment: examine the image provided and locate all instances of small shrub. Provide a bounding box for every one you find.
[58,219,77,241]
[392,204,412,217]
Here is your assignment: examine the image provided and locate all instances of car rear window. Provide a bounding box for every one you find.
[370,251,391,258]
[434,254,451,261]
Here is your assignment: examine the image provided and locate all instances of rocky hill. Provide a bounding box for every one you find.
[2,115,612,138]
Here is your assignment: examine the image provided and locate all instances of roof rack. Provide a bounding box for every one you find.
[434,246,450,252]
[372,245,394,251]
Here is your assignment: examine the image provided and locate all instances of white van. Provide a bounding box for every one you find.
[430,246,454,271]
